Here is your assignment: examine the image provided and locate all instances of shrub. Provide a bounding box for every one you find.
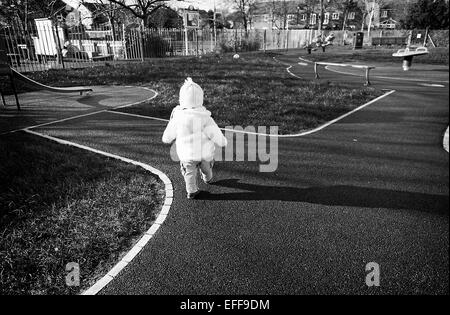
[143,34,171,58]
[217,37,261,53]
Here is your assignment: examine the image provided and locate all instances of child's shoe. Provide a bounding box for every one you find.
[187,191,200,199]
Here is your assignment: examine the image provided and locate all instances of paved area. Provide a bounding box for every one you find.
[3,55,448,294]
[0,86,155,134]
[326,63,449,84]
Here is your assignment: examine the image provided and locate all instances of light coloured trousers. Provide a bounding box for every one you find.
[180,160,214,194]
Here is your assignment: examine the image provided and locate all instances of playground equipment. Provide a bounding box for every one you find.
[0,50,20,110]
[33,18,66,63]
[392,46,429,71]
[314,62,375,86]
[1,46,92,110]
[305,33,336,54]
[11,69,93,95]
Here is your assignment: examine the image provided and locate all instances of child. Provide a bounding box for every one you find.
[162,77,227,199]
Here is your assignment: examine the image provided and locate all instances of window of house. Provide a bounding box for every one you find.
[324,13,330,24]
[287,14,296,21]
[348,12,355,20]
[332,12,340,20]
[310,13,317,24]
[301,14,306,21]
[381,10,388,18]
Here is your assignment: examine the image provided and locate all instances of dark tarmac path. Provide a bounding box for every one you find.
[35,55,449,294]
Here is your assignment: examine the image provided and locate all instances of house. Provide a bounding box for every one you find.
[378,3,400,29]
[61,0,186,29]
[246,0,413,31]
[361,0,411,29]
[379,17,398,29]
[249,0,364,30]
[62,0,95,29]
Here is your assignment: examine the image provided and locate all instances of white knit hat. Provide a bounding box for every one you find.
[179,77,204,109]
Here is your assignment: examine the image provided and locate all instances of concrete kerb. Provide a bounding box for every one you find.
[22,129,174,296]
[2,68,400,295]
[273,56,304,79]
[108,89,396,138]
[444,127,449,153]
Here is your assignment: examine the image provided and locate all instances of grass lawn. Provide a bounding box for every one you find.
[0,132,165,295]
[3,52,382,134]
[299,46,449,65]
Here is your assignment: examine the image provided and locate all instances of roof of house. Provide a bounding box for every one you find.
[380,18,398,24]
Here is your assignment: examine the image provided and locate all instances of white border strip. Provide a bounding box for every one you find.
[286,66,303,79]
[299,56,313,64]
[110,90,396,138]
[273,57,303,79]
[23,129,173,296]
[444,127,449,153]
[0,87,159,136]
[108,110,169,123]
[318,62,375,69]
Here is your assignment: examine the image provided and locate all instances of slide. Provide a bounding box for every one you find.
[11,68,92,95]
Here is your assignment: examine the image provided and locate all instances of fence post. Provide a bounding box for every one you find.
[184,12,189,56]
[196,29,199,56]
[200,29,203,55]
[286,30,289,52]
[122,24,128,60]
[210,29,213,52]
[139,24,144,62]
[423,27,429,47]
[234,28,238,53]
[263,29,266,53]
[110,22,117,61]
[407,30,412,47]
[53,21,65,69]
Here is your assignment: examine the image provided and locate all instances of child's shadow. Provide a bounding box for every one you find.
[200,179,448,214]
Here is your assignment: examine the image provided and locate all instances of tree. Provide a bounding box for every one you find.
[82,0,123,26]
[232,0,256,31]
[405,0,449,29]
[361,0,384,37]
[202,10,225,30]
[106,0,170,27]
[268,0,282,29]
[148,6,181,29]
[0,0,66,29]
[304,0,318,28]
[318,0,323,32]
[339,0,359,30]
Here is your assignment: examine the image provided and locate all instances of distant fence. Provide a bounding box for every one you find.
[1,19,448,73]
[0,21,353,73]
[1,20,215,72]
[368,29,450,47]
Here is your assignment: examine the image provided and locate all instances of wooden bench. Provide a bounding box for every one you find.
[314,62,376,86]
[372,37,407,46]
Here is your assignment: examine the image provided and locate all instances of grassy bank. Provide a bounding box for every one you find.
[0,132,165,295]
[2,52,381,134]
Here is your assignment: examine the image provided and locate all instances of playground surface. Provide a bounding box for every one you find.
[325,63,449,84]
[0,86,156,134]
[1,50,448,295]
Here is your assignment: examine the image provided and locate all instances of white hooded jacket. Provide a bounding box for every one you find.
[162,78,227,162]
